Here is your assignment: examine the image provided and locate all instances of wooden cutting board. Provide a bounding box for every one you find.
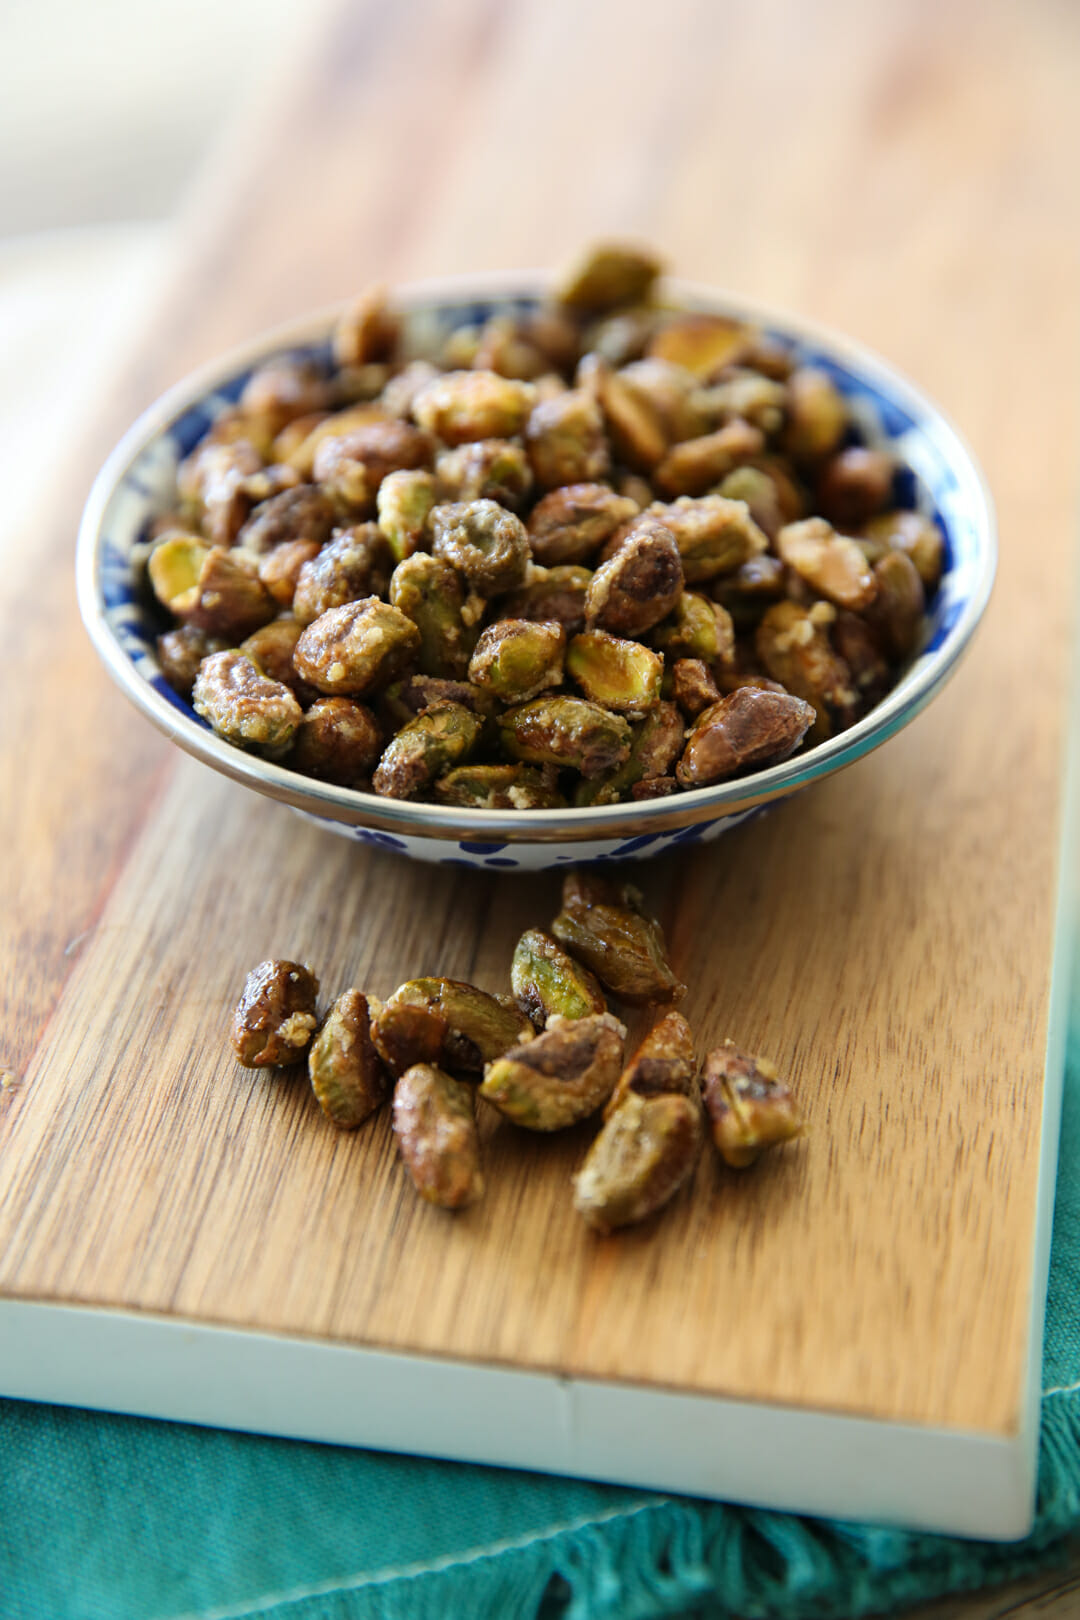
[2,0,1079,1545]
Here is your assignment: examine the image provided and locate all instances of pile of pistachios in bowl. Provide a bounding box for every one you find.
[231,871,803,1232]
[149,241,942,810]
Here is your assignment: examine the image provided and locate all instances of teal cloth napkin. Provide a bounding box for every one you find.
[4,1041,1080,1620]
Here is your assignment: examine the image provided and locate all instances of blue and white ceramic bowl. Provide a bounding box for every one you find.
[77,273,995,871]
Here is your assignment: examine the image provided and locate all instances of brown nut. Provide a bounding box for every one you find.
[383,978,534,1074]
[389,553,477,679]
[156,625,230,699]
[292,524,394,625]
[468,619,566,703]
[618,358,706,443]
[817,446,895,529]
[231,959,319,1067]
[554,241,662,311]
[566,630,663,717]
[309,989,388,1128]
[700,1040,804,1167]
[373,702,484,799]
[670,658,722,719]
[313,420,436,514]
[755,600,856,729]
[471,314,548,380]
[412,370,535,445]
[527,484,639,566]
[393,1063,484,1209]
[649,592,735,665]
[240,358,331,438]
[435,441,533,511]
[240,617,313,699]
[332,284,400,367]
[434,763,566,810]
[584,517,683,636]
[630,775,679,800]
[574,701,685,807]
[376,468,439,560]
[551,872,686,1006]
[578,353,667,471]
[430,499,531,596]
[573,1090,702,1233]
[291,697,382,785]
[293,598,421,696]
[258,538,323,608]
[783,366,848,461]
[716,466,787,541]
[647,313,751,378]
[865,549,925,660]
[479,1013,626,1131]
[500,696,632,779]
[653,419,765,499]
[150,536,275,640]
[500,564,593,635]
[861,509,943,589]
[511,929,607,1025]
[694,371,787,435]
[371,999,449,1077]
[376,675,496,733]
[676,687,816,786]
[777,517,877,611]
[646,496,769,584]
[604,1009,697,1119]
[710,553,787,631]
[193,651,302,758]
[831,611,890,700]
[524,390,611,490]
[236,485,335,556]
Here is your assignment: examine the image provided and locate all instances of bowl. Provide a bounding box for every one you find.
[77,272,995,871]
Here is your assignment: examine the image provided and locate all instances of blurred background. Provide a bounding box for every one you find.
[1,0,302,545]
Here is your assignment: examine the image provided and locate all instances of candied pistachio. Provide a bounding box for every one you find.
[373,702,483,799]
[332,284,400,367]
[710,553,786,630]
[389,553,476,678]
[756,600,856,727]
[240,617,311,698]
[371,999,448,1077]
[578,352,666,470]
[653,419,765,499]
[585,517,683,635]
[618,358,706,443]
[604,1009,696,1118]
[272,413,330,464]
[648,496,768,584]
[511,929,607,1025]
[291,697,382,785]
[716,466,786,540]
[500,564,592,634]
[469,619,566,703]
[553,241,662,311]
[435,763,566,810]
[676,687,816,786]
[236,485,335,556]
[817,446,895,529]
[647,314,750,378]
[670,658,722,719]
[567,630,662,717]
[500,696,631,778]
[309,989,388,1128]
[552,872,685,1006]
[292,524,394,625]
[178,439,264,543]
[694,371,787,435]
[259,538,322,608]
[479,1013,626,1131]
[430,499,530,596]
[412,369,535,445]
[231,959,319,1068]
[649,591,735,664]
[184,546,276,638]
[293,598,421,696]
[777,517,877,611]
[615,471,656,509]
[393,1063,484,1209]
[376,468,438,561]
[380,359,440,420]
[282,402,387,478]
[527,484,639,566]
[701,1040,804,1167]
[313,420,435,515]
[574,1090,701,1233]
[240,357,331,437]
[866,549,925,659]
[524,389,610,490]
[156,624,229,699]
[471,314,547,380]
[384,978,534,1074]
[584,308,657,366]
[193,651,302,758]
[574,701,685,806]
[862,509,944,589]
[333,363,391,405]
[832,611,889,699]
[631,775,679,800]
[435,440,532,511]
[523,305,582,371]
[376,674,496,733]
[148,533,209,615]
[783,366,848,460]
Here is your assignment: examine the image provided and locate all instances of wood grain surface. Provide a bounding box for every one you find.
[2,0,1079,1520]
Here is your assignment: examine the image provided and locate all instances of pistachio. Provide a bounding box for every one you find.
[313,420,435,515]
[755,600,855,731]
[551,872,686,1005]
[479,1013,626,1130]
[412,369,535,445]
[618,358,706,443]
[511,929,607,1025]
[293,598,421,696]
[710,553,787,630]
[469,619,566,703]
[647,313,751,378]
[371,999,449,1077]
[653,419,765,499]
[817,446,895,529]
[435,440,533,511]
[567,630,662,716]
[236,485,335,556]
[574,701,685,807]
[193,651,302,758]
[604,1009,697,1118]
[500,564,592,635]
[389,553,476,679]
[500,696,632,778]
[573,1090,702,1233]
[373,702,484,799]
[670,657,722,719]
[777,517,877,611]
[383,978,534,1074]
[582,308,656,367]
[866,549,925,660]
[430,499,531,596]
[716,465,787,541]
[695,372,787,435]
[831,611,889,700]
[527,484,639,567]
[585,517,683,636]
[258,538,323,608]
[524,389,610,490]
[376,468,438,561]
[376,674,496,733]
[783,366,847,460]
[393,1063,484,1209]
[240,616,313,699]
[282,402,388,478]
[471,314,548,380]
[291,697,382,786]
[434,763,566,810]
[240,357,332,437]
[630,775,679,800]
[554,241,662,311]
[676,686,816,785]
[309,989,388,1128]
[332,284,400,367]
[861,509,943,589]
[292,524,395,624]
[578,353,667,470]
[648,591,735,665]
[647,496,768,583]
[156,624,230,700]
[231,959,319,1067]
[700,1040,804,1167]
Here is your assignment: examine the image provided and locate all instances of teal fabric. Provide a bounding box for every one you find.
[4,1049,1079,1620]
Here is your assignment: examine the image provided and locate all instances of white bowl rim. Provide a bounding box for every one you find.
[77,270,997,842]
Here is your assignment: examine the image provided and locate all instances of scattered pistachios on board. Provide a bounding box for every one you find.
[152,241,941,808]
[229,871,805,1232]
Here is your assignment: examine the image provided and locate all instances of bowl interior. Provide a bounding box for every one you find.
[84,281,994,845]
